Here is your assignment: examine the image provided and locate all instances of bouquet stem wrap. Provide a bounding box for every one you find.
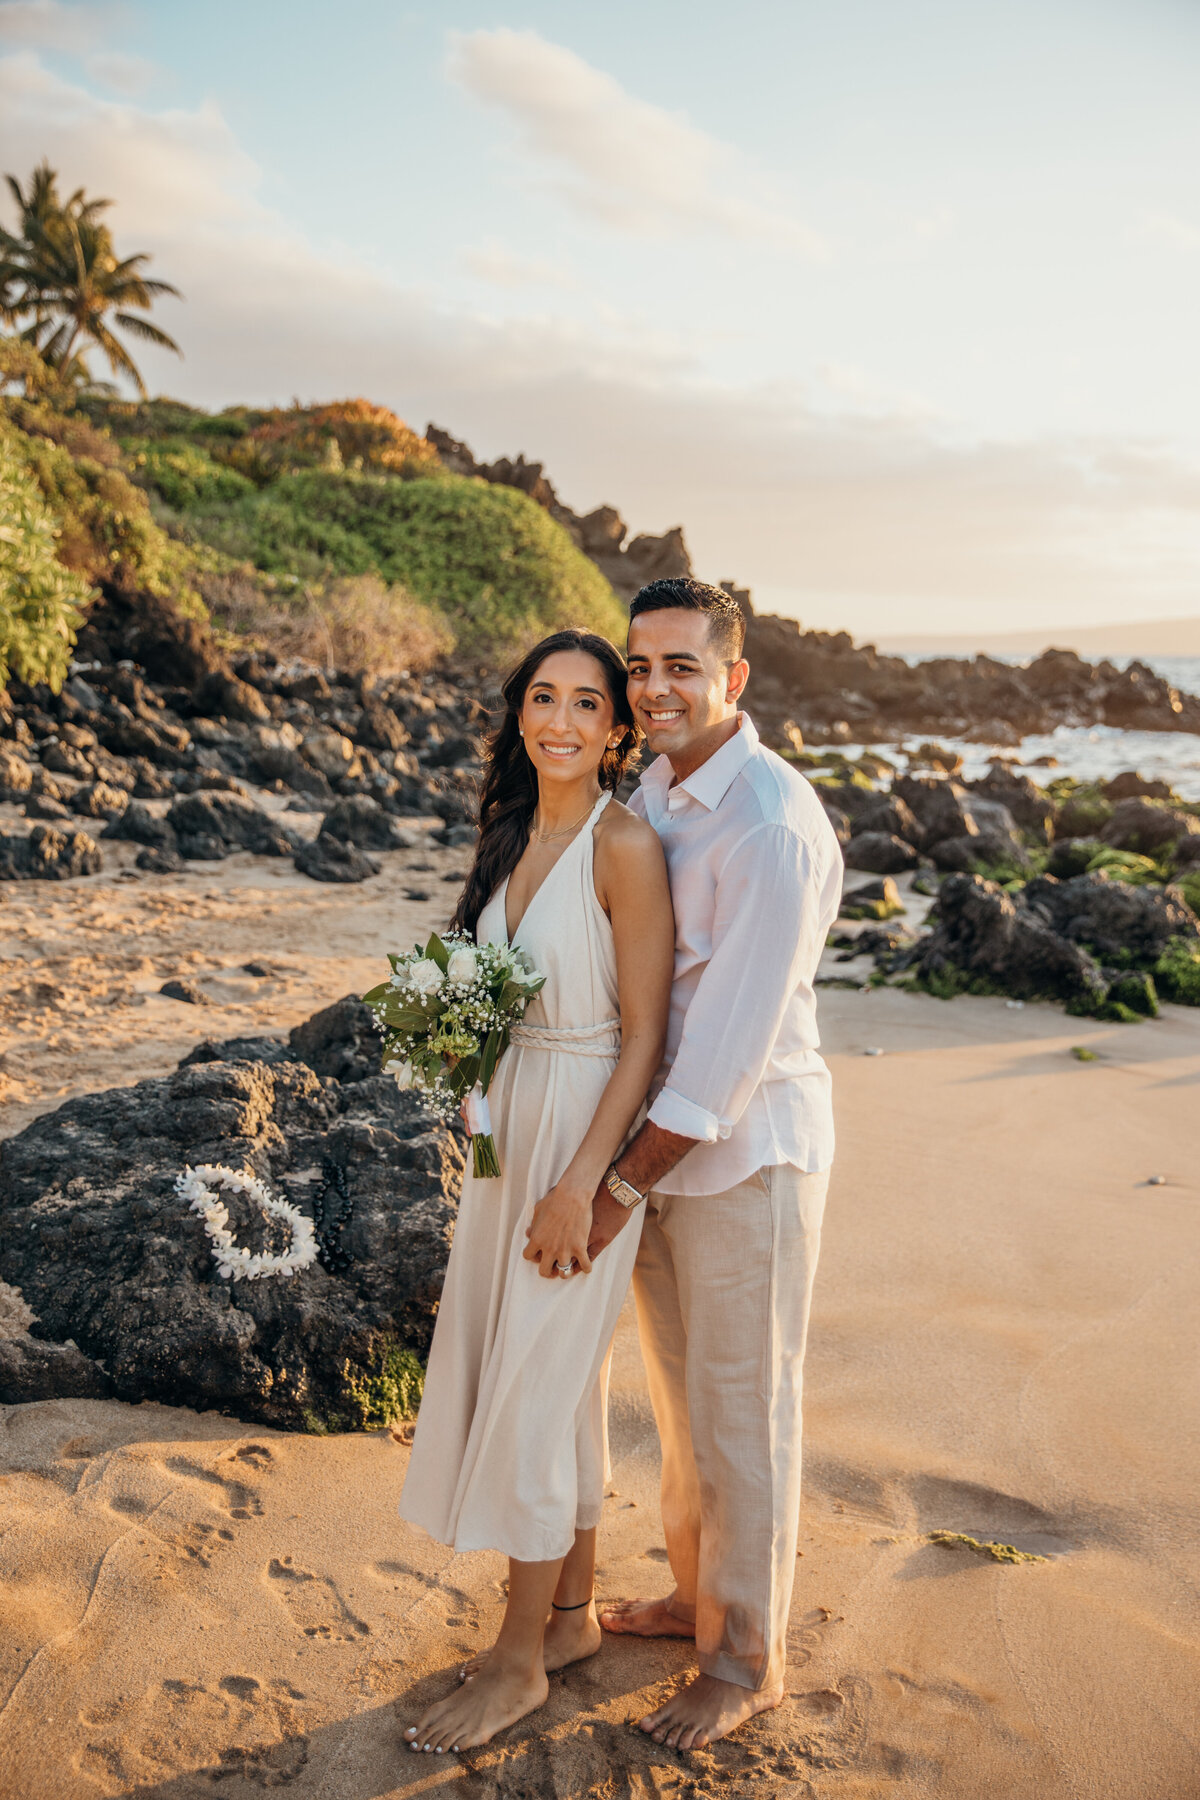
[463,1086,500,1178]
[362,931,545,1180]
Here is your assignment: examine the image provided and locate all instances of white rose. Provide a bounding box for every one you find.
[446,946,479,986]
[385,1057,415,1090]
[408,958,443,997]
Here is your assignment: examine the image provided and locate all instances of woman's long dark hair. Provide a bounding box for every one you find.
[452,629,640,937]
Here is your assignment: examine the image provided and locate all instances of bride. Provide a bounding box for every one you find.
[399,627,673,1754]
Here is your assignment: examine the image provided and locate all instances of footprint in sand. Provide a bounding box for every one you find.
[368,1558,480,1628]
[75,1674,307,1795]
[161,1450,267,1519]
[266,1556,370,1640]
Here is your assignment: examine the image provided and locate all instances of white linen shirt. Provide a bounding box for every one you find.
[629,712,843,1195]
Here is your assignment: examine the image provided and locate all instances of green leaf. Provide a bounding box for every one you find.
[361,981,392,1005]
[377,1004,434,1033]
[425,932,450,972]
[479,1026,507,1094]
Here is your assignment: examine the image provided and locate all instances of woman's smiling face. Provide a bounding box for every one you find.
[519,649,620,784]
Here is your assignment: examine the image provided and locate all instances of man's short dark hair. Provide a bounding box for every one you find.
[628,578,747,662]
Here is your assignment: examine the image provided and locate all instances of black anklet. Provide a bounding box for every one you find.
[551,1595,593,1611]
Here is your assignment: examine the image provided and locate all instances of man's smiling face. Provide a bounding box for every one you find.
[626,608,749,777]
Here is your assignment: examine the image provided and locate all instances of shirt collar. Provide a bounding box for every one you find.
[640,712,759,814]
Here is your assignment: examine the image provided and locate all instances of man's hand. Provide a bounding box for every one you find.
[586,1183,638,1262]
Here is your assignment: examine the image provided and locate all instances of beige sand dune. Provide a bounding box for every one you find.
[1,851,1198,1797]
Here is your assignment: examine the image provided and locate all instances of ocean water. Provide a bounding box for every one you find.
[850,726,1200,802]
[866,652,1200,799]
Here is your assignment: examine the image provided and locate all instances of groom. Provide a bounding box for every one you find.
[587,577,842,1751]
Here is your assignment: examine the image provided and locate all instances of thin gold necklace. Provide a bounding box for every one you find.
[531,799,596,844]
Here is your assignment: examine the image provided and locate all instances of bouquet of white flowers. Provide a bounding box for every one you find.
[363,931,545,1178]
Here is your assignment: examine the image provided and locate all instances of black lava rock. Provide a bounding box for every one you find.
[1099,799,1200,858]
[843,832,920,874]
[0,823,102,881]
[917,873,1109,1010]
[0,1053,462,1429]
[288,995,385,1084]
[166,791,298,860]
[0,1332,112,1404]
[104,802,178,851]
[319,795,415,850]
[1023,870,1199,961]
[136,845,186,874]
[160,978,213,1005]
[294,837,380,883]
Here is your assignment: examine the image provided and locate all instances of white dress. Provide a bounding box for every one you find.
[399,792,643,1563]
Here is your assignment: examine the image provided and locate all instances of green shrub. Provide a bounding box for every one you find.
[0,421,91,689]
[1174,870,1200,918]
[1053,781,1113,838]
[183,468,626,662]
[340,1338,425,1430]
[1106,972,1159,1018]
[1154,938,1200,1005]
[131,442,256,510]
[14,416,173,591]
[1084,847,1162,886]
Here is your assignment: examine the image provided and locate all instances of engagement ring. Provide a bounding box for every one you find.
[554,1260,576,1278]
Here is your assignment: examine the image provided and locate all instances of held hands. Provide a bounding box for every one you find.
[586,1182,636,1263]
[523,1182,594,1279]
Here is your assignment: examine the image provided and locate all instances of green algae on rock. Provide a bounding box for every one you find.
[927,1531,1048,1564]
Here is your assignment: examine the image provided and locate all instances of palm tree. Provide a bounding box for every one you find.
[0,161,182,396]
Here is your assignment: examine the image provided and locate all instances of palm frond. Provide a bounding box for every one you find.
[113,312,182,354]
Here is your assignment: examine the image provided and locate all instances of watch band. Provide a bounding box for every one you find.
[604,1165,646,1209]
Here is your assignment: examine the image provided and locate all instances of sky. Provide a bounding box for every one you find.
[2,0,1200,639]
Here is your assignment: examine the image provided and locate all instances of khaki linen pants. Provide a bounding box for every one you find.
[632,1162,829,1692]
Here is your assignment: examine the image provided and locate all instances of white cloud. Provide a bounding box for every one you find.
[0,0,118,52]
[447,27,829,261]
[1143,210,1200,251]
[2,49,1200,636]
[85,48,155,95]
[461,237,579,291]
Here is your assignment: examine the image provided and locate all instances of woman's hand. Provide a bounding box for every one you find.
[523,1183,594,1280]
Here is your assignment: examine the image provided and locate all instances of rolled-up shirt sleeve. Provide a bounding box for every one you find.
[648,821,831,1143]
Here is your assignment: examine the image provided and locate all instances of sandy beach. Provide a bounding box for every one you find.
[1,848,1198,1799]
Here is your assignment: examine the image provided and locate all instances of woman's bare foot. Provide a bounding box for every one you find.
[404,1658,549,1754]
[460,1603,602,1682]
[640,1674,784,1750]
[599,1595,696,1639]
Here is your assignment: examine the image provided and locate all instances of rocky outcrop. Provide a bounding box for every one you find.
[425,424,694,603]
[0,588,486,881]
[318,795,416,851]
[915,875,1110,1011]
[1023,870,1198,962]
[0,1019,463,1429]
[165,791,298,860]
[0,821,101,880]
[293,836,380,883]
[0,1331,112,1403]
[738,613,1200,749]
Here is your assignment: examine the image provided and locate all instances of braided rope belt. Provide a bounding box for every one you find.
[509,1019,620,1057]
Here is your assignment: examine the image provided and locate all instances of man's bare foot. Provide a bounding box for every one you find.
[639,1673,784,1751]
[459,1604,602,1682]
[403,1659,549,1754]
[599,1595,695,1639]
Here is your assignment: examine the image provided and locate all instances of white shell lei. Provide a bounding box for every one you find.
[175,1164,318,1282]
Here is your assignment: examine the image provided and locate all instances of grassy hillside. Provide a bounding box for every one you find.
[0,381,627,686]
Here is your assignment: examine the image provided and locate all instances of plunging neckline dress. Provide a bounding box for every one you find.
[398,793,644,1562]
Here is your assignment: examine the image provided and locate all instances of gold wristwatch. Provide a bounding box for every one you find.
[604,1165,646,1209]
